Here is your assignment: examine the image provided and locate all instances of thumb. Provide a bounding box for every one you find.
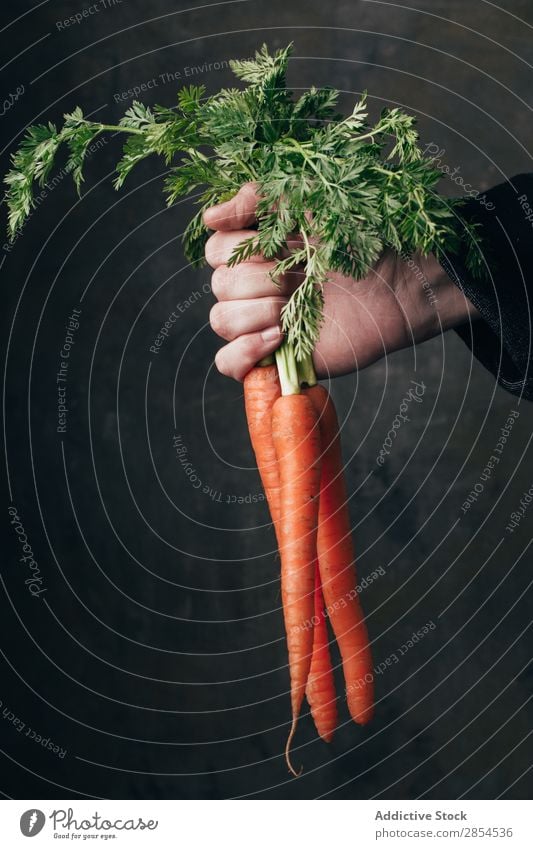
[203,182,259,231]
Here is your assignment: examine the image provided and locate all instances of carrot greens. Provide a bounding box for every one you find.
[4,42,482,372]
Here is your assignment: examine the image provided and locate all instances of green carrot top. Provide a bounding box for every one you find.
[3,42,482,360]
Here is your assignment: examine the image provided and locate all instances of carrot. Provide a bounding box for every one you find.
[306,560,338,742]
[305,384,374,725]
[243,364,281,538]
[272,393,322,774]
[246,368,337,746]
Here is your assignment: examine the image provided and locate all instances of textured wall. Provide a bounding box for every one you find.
[1,0,532,800]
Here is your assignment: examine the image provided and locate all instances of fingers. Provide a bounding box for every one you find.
[215,327,283,381]
[203,182,259,231]
[205,230,263,269]
[211,261,302,300]
[205,229,307,269]
[210,297,286,342]
[204,182,308,382]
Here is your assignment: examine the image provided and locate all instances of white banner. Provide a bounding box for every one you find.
[0,799,530,848]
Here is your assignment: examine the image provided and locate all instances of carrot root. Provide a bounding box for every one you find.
[306,561,338,742]
[305,384,374,725]
[272,392,322,767]
[284,716,303,777]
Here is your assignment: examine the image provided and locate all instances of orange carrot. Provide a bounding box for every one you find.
[306,560,338,742]
[272,393,322,773]
[305,384,374,725]
[243,364,281,537]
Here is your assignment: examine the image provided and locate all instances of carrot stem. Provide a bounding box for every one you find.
[297,352,317,387]
[275,342,300,396]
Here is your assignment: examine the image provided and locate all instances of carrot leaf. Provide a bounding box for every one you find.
[3,42,483,357]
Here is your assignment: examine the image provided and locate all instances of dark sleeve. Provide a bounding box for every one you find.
[438,173,533,401]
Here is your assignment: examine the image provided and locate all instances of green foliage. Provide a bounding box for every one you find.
[3,42,483,358]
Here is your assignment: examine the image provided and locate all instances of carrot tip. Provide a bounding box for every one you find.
[285,716,303,777]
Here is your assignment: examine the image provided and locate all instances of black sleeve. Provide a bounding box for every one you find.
[438,173,533,401]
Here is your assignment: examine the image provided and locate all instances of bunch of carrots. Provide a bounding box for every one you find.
[244,354,374,774]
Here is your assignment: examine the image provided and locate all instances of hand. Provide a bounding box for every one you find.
[204,183,479,381]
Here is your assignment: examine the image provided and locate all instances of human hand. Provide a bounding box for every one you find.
[204,183,478,381]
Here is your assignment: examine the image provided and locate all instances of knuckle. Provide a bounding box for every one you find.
[204,234,216,267]
[204,232,223,267]
[215,347,240,380]
[235,184,256,226]
[209,303,226,337]
[211,265,229,300]
[214,347,228,375]
[242,181,258,204]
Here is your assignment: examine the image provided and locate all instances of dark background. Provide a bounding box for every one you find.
[1,0,532,800]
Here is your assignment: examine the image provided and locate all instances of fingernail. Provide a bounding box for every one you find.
[261,325,282,342]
